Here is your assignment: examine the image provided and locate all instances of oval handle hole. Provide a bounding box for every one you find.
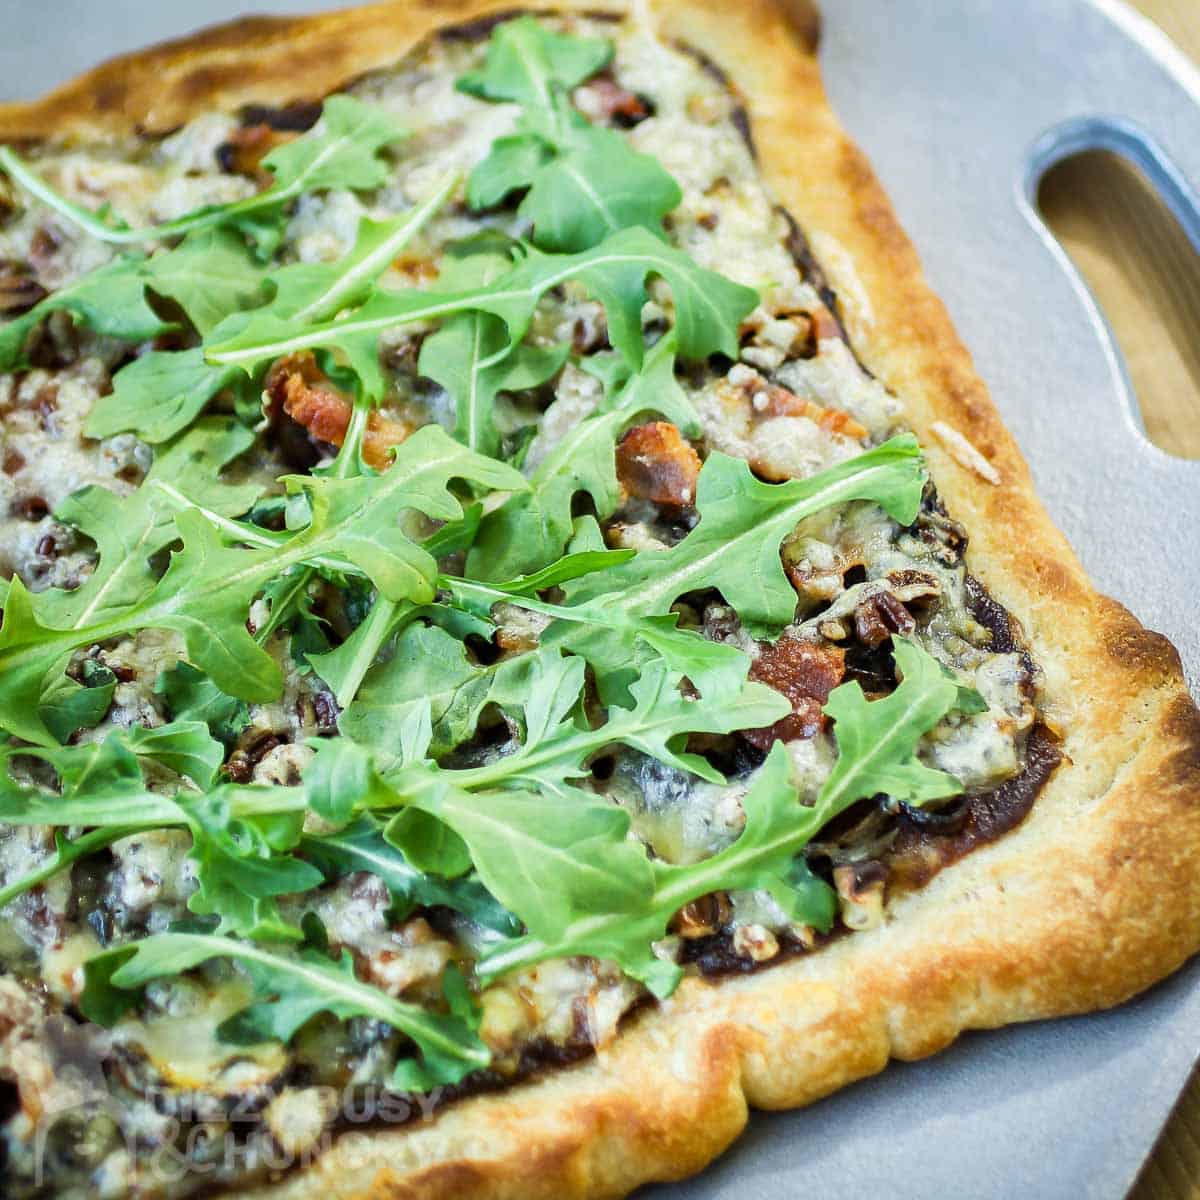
[1037,148,1200,459]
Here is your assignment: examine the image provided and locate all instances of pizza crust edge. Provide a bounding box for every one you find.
[1,2,1198,1197]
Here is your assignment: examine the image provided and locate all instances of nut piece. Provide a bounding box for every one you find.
[670,892,733,939]
[833,862,887,931]
[732,923,780,963]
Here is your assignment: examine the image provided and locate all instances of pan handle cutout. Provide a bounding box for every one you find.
[1025,117,1200,460]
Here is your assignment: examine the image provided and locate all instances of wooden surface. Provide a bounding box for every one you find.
[1059,3,1200,1197]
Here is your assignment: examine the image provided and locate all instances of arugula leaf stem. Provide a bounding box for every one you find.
[293,172,461,324]
[105,931,490,1072]
[0,826,142,911]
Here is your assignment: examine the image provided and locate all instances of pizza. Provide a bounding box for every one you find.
[0,2,1196,1197]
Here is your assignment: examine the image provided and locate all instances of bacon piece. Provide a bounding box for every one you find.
[853,589,917,648]
[615,421,701,508]
[216,123,290,181]
[755,382,868,440]
[743,636,845,749]
[265,353,411,471]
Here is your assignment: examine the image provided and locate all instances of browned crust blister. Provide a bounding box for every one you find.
[2,2,1199,1197]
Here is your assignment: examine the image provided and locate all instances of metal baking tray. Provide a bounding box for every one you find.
[3,2,1199,1197]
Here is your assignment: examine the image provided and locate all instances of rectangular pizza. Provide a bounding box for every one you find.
[0,2,1197,1197]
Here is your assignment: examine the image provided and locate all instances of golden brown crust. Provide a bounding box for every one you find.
[3,2,1198,1197]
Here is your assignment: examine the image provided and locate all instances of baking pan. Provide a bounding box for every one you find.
[1,2,1198,1198]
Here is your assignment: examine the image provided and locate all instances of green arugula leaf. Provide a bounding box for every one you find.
[206,225,758,383]
[0,426,524,744]
[0,96,405,253]
[86,176,458,442]
[517,124,682,252]
[38,669,117,742]
[468,333,698,580]
[40,418,260,630]
[138,226,268,336]
[418,249,569,456]
[80,931,490,1088]
[300,817,519,935]
[438,650,788,795]
[533,435,926,697]
[86,347,246,445]
[457,16,613,109]
[459,19,680,251]
[0,255,171,370]
[121,720,225,789]
[338,622,492,760]
[179,792,321,940]
[477,638,967,994]
[155,661,250,749]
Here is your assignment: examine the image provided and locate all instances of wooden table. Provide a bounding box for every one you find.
[1046,3,1200,1195]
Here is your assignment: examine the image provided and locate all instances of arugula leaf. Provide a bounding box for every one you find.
[338,622,491,760]
[0,426,523,745]
[86,347,247,445]
[121,720,225,789]
[86,176,458,442]
[418,248,569,456]
[0,226,265,373]
[80,931,490,1087]
[179,792,321,940]
[206,226,758,382]
[468,333,698,580]
[301,817,519,935]
[458,16,613,108]
[532,435,926,697]
[138,226,268,336]
[0,255,171,370]
[38,669,116,742]
[477,637,966,994]
[155,661,250,749]
[40,418,260,630]
[0,96,405,253]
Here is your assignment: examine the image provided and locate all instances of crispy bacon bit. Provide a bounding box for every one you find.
[754,383,867,440]
[853,590,917,648]
[0,260,46,314]
[265,352,412,471]
[743,636,845,749]
[573,76,650,126]
[216,123,290,181]
[615,421,701,508]
[727,365,866,441]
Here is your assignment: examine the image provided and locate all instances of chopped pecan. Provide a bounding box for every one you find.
[833,861,887,931]
[853,590,916,648]
[0,260,46,314]
[615,421,701,508]
[265,352,412,471]
[671,892,732,939]
[743,635,845,749]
